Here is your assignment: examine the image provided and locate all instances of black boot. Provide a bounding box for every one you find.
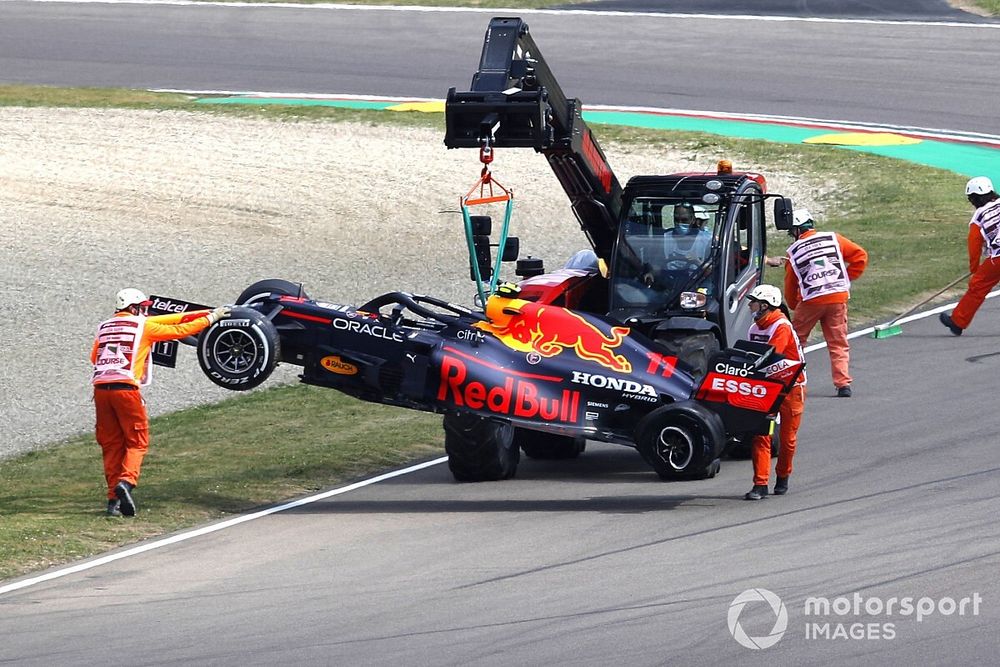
[939,312,963,336]
[744,484,768,501]
[106,498,122,517]
[114,481,136,517]
[773,477,789,495]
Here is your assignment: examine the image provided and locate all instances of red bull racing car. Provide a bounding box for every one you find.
[152,279,803,482]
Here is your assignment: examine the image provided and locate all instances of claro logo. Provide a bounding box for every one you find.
[320,355,358,375]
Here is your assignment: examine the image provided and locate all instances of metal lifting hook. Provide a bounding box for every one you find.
[463,140,511,207]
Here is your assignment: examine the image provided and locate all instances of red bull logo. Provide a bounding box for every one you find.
[437,355,581,423]
[475,297,632,373]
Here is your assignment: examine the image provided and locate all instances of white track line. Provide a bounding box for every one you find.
[14,1,1000,29]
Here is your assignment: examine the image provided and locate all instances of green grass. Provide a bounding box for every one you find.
[0,385,443,582]
[0,84,979,583]
[970,0,1000,14]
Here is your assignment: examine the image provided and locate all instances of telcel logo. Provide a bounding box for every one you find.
[152,297,189,313]
[320,355,358,375]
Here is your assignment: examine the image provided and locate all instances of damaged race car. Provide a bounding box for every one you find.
[150,279,803,482]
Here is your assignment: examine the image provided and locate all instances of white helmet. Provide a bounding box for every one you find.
[965,176,994,196]
[792,208,814,228]
[115,288,150,311]
[748,284,782,308]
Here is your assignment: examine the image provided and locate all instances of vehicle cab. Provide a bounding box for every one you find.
[608,164,771,353]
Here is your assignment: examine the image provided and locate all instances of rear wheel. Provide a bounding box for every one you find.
[515,429,586,459]
[197,306,280,391]
[635,402,724,480]
[443,413,519,482]
[655,332,720,381]
[236,279,308,305]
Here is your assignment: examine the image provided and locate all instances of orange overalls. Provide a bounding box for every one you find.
[951,203,1000,329]
[90,310,214,500]
[749,309,806,487]
[784,230,868,390]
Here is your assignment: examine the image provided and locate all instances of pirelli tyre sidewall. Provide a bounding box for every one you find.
[634,401,725,480]
[198,306,280,391]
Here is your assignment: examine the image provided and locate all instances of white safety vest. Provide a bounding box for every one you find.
[92,315,151,386]
[788,231,851,301]
[970,199,1000,259]
[748,316,806,386]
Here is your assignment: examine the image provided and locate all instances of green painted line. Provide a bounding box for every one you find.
[198,97,389,110]
[197,96,999,178]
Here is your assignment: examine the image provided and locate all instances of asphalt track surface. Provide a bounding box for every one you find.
[2,2,1000,134]
[3,2,1000,664]
[562,0,994,21]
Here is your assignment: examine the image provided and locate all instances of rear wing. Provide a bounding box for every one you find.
[694,340,805,435]
[147,295,212,368]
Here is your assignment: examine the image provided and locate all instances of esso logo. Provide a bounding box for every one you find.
[711,377,768,398]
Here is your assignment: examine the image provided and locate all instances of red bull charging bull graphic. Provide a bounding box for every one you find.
[474,294,632,373]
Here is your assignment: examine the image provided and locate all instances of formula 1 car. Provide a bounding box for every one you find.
[150,279,803,482]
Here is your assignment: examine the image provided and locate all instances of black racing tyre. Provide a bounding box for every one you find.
[235,279,309,306]
[443,412,519,482]
[197,306,280,391]
[655,332,720,381]
[515,428,587,459]
[634,401,725,480]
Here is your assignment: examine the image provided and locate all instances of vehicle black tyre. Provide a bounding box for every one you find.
[634,402,725,480]
[443,412,519,482]
[655,332,720,381]
[197,306,280,391]
[515,428,587,459]
[235,279,309,305]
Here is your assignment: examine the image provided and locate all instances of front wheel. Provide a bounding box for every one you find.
[235,279,309,306]
[197,306,280,391]
[634,402,724,480]
[443,412,519,482]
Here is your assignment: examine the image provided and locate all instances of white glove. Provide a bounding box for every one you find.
[207,306,232,324]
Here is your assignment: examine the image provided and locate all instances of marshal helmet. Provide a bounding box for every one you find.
[965,176,995,196]
[115,288,151,311]
[748,284,782,308]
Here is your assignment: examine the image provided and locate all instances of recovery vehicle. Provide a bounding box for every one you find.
[444,17,797,379]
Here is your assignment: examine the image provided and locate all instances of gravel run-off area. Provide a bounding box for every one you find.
[0,107,827,459]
